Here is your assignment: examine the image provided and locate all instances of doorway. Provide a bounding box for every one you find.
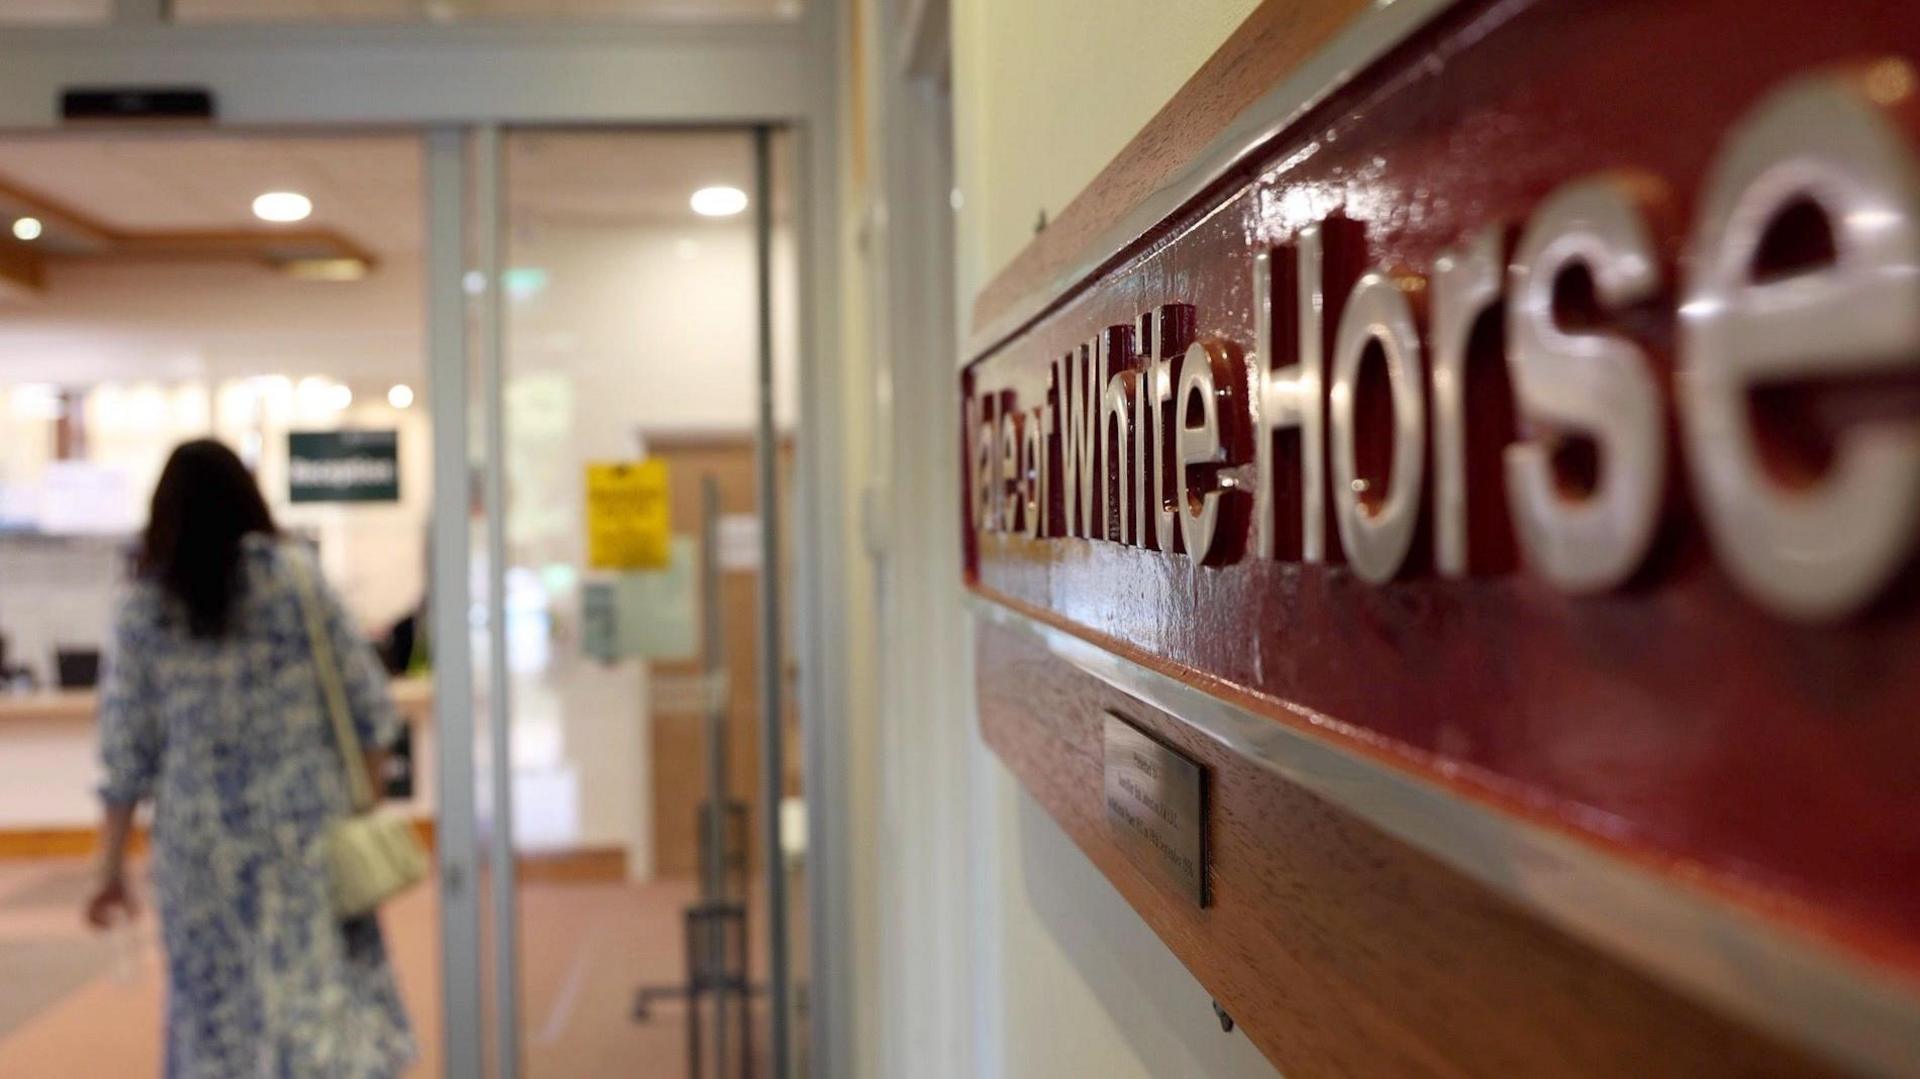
[0,122,811,1078]
[0,129,442,1070]
[460,126,809,1078]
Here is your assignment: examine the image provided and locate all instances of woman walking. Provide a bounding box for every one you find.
[83,439,415,1078]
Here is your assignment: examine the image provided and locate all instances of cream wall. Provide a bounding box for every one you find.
[942,1,1276,1077]
[950,0,1262,286]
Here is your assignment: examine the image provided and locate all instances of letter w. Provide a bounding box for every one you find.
[1058,332,1111,538]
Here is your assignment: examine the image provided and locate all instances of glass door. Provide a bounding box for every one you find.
[0,119,806,1079]
[433,123,806,1079]
[0,126,441,1078]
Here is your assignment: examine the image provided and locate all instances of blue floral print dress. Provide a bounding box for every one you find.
[98,536,415,1078]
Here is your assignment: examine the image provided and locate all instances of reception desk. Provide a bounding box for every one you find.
[0,676,435,854]
[0,676,435,728]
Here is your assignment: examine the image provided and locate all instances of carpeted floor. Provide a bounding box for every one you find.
[0,858,780,1077]
[0,936,123,1039]
[0,864,97,912]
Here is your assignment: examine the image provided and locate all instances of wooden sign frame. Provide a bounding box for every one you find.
[961,0,1920,1072]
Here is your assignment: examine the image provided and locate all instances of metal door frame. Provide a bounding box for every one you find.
[0,9,852,1077]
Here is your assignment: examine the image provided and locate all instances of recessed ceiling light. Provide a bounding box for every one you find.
[690,186,748,218]
[11,217,42,242]
[388,384,415,409]
[253,192,313,224]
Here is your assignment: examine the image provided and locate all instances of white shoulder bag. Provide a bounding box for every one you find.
[289,550,429,918]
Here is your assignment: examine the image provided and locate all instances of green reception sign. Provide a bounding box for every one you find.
[288,430,401,504]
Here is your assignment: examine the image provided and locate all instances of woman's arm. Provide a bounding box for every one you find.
[88,594,160,930]
[86,802,139,928]
[364,748,390,803]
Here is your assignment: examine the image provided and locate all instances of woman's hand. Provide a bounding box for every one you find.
[84,874,137,930]
[87,803,141,930]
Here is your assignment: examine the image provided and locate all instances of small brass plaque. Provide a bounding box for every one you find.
[1103,712,1208,906]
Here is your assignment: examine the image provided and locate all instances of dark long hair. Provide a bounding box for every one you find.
[138,439,277,639]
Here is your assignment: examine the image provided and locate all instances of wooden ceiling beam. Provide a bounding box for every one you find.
[0,174,119,251]
[0,239,46,298]
[0,169,379,273]
[102,227,380,270]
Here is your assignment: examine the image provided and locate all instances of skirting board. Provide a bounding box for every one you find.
[0,823,630,884]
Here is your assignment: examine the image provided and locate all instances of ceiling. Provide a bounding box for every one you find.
[507,131,759,228]
[0,134,421,255]
[2,0,797,24]
[0,130,768,385]
[176,0,801,18]
[0,130,761,256]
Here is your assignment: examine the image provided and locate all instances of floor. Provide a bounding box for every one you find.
[0,859,775,1077]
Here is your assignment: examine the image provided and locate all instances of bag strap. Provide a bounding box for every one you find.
[288,547,377,813]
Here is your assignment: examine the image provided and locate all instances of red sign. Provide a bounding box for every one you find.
[963,0,1920,975]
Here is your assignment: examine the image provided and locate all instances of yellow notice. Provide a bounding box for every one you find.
[585,460,671,570]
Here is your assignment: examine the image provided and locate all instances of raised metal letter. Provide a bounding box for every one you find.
[1178,341,1228,564]
[1255,227,1328,561]
[1506,175,1667,592]
[1330,270,1428,583]
[1430,229,1504,578]
[1681,63,1920,621]
[1103,372,1134,544]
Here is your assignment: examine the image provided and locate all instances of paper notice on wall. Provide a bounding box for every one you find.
[38,462,138,535]
[581,536,698,662]
[718,513,762,573]
[581,580,619,664]
[622,535,698,657]
[584,459,670,570]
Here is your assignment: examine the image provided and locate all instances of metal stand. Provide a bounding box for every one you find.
[633,476,762,1079]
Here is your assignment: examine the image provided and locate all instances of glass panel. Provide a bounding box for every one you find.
[465,125,515,1078]
[169,0,801,24]
[766,127,807,1079]
[487,128,804,1076]
[0,131,437,1070]
[0,0,110,25]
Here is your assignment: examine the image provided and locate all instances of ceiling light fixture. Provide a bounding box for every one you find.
[7,383,61,421]
[296,376,351,415]
[690,186,748,218]
[252,192,314,224]
[388,384,415,409]
[283,257,370,282]
[11,217,42,242]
